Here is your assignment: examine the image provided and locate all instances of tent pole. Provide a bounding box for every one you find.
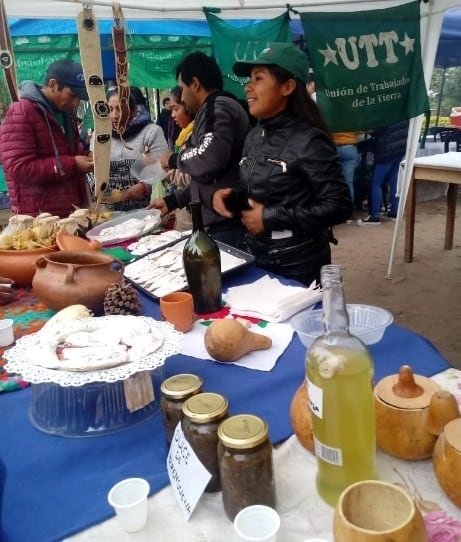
[386,2,445,279]
[58,0,448,15]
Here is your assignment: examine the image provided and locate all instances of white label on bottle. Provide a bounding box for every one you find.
[314,436,343,466]
[307,378,323,419]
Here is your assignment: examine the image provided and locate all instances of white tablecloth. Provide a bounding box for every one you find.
[66,369,461,542]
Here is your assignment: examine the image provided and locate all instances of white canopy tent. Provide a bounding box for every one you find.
[3,0,460,276]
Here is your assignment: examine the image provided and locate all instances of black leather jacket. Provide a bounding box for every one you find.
[237,111,353,285]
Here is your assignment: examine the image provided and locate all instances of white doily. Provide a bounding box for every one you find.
[4,316,182,386]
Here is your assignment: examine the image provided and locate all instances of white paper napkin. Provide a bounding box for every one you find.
[226,275,322,323]
[180,320,294,371]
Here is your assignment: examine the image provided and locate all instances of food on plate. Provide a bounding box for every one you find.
[290,382,315,454]
[204,319,272,362]
[40,304,94,332]
[37,315,164,371]
[97,215,157,240]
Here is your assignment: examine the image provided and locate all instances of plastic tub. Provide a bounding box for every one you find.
[86,209,161,246]
[29,366,165,437]
[291,304,393,347]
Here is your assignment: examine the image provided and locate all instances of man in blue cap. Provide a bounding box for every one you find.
[0,59,94,217]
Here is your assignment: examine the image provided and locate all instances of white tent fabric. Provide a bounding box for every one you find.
[3,0,461,275]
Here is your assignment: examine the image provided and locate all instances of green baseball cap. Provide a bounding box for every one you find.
[233,42,309,84]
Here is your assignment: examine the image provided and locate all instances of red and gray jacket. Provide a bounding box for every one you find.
[0,81,88,217]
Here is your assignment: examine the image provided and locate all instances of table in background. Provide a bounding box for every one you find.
[405,152,461,262]
[0,265,452,542]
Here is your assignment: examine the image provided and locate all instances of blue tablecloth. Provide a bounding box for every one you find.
[0,265,451,542]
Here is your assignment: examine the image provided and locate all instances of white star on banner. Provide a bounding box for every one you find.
[319,43,338,66]
[399,33,415,55]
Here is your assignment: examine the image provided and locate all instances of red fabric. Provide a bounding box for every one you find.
[0,99,88,217]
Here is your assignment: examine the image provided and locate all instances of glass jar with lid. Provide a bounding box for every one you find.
[182,392,229,492]
[217,414,276,520]
[160,373,203,446]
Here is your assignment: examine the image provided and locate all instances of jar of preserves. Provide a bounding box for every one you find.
[160,373,203,446]
[182,392,228,492]
[217,414,275,520]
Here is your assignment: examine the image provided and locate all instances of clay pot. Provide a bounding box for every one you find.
[333,480,428,542]
[32,250,124,313]
[0,246,57,287]
[433,418,461,508]
[374,365,446,460]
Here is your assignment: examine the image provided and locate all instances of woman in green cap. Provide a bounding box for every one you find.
[212,42,352,286]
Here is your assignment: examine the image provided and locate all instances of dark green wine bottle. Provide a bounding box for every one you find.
[182,201,222,314]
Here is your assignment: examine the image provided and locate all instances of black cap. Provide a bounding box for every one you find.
[46,59,88,101]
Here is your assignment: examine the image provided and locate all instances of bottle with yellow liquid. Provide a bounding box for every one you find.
[305,264,376,506]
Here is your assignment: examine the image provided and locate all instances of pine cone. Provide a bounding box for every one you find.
[103,280,141,316]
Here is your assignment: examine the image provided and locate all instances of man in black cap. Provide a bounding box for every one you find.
[0,59,94,217]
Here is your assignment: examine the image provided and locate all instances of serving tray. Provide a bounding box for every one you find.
[124,238,254,300]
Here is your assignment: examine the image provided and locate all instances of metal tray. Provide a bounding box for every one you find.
[123,238,254,301]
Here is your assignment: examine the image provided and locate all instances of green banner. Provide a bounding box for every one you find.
[301,1,429,131]
[205,11,292,99]
[1,34,212,92]
[126,35,212,89]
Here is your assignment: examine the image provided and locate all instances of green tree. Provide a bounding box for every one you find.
[429,67,461,119]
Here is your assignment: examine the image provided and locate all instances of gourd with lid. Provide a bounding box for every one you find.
[374,364,460,460]
[433,417,461,508]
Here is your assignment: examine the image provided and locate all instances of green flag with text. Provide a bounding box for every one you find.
[205,11,292,99]
[301,1,429,131]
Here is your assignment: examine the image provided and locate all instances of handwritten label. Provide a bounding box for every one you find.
[167,423,212,520]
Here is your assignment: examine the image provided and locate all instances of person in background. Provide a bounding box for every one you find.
[0,277,14,305]
[305,75,358,208]
[165,86,194,231]
[213,43,352,286]
[358,119,409,225]
[157,96,171,141]
[92,86,169,212]
[331,131,359,206]
[0,59,93,217]
[150,52,250,248]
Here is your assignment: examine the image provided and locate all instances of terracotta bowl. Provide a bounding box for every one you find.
[0,246,57,287]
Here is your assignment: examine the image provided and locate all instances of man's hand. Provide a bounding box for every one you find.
[212,188,234,218]
[75,155,94,173]
[147,198,169,217]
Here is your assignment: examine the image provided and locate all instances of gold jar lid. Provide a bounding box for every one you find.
[182,392,228,423]
[217,414,269,449]
[161,374,203,400]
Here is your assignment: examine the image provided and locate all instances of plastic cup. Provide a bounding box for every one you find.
[234,505,281,542]
[0,319,14,347]
[107,477,150,533]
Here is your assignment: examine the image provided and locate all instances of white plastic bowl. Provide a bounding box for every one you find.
[290,304,393,347]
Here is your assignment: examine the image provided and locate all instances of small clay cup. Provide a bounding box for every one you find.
[160,291,194,333]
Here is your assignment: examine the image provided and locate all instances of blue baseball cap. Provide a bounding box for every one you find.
[46,59,88,100]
